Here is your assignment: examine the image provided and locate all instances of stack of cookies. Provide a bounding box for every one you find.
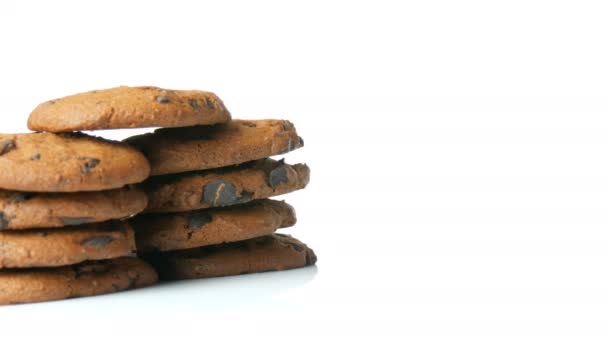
[124,114,315,281]
[0,86,316,305]
[0,132,158,305]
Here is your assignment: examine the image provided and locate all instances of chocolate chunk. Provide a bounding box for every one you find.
[190,99,200,110]
[48,100,56,105]
[202,179,238,206]
[205,98,215,109]
[0,212,9,229]
[236,191,253,204]
[60,217,92,226]
[30,153,41,160]
[38,232,48,237]
[81,236,114,247]
[298,136,304,146]
[79,157,100,174]
[156,96,170,104]
[0,139,16,156]
[187,211,213,230]
[268,165,289,189]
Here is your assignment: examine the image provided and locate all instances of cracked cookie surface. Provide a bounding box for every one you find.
[142,158,310,213]
[0,221,136,268]
[125,119,303,176]
[0,132,150,192]
[0,257,157,305]
[28,86,231,132]
[131,199,296,253]
[143,233,316,280]
[0,186,147,230]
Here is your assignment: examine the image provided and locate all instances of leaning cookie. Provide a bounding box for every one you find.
[0,187,147,230]
[0,132,150,192]
[142,158,310,213]
[125,120,303,176]
[0,257,157,305]
[28,86,231,132]
[0,221,136,269]
[131,199,296,253]
[143,234,317,280]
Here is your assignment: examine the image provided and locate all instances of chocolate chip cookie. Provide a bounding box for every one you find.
[144,234,317,280]
[132,199,296,253]
[28,86,231,132]
[125,120,303,176]
[0,132,150,192]
[0,187,147,230]
[142,158,310,213]
[0,257,157,305]
[0,221,136,268]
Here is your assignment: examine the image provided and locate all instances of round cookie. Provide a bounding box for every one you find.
[0,221,136,269]
[144,234,317,280]
[28,86,231,132]
[0,132,150,192]
[132,199,296,253]
[0,257,157,305]
[142,158,310,213]
[125,120,303,176]
[0,186,147,230]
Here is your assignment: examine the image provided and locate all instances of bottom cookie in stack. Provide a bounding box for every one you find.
[0,257,157,305]
[143,233,316,280]
[0,221,158,305]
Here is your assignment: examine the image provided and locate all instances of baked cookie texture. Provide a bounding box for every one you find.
[0,85,315,305]
[131,199,296,253]
[0,186,147,230]
[125,119,303,176]
[141,158,310,213]
[144,233,316,280]
[0,221,136,269]
[28,86,231,132]
[0,257,157,305]
[0,132,150,192]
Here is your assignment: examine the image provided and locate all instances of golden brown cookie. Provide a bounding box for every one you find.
[125,120,303,176]
[28,86,231,132]
[0,221,136,269]
[0,257,157,305]
[144,234,317,280]
[132,199,296,253]
[0,132,150,192]
[0,187,147,230]
[142,158,310,213]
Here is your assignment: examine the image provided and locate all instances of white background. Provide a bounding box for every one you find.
[1,0,608,341]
